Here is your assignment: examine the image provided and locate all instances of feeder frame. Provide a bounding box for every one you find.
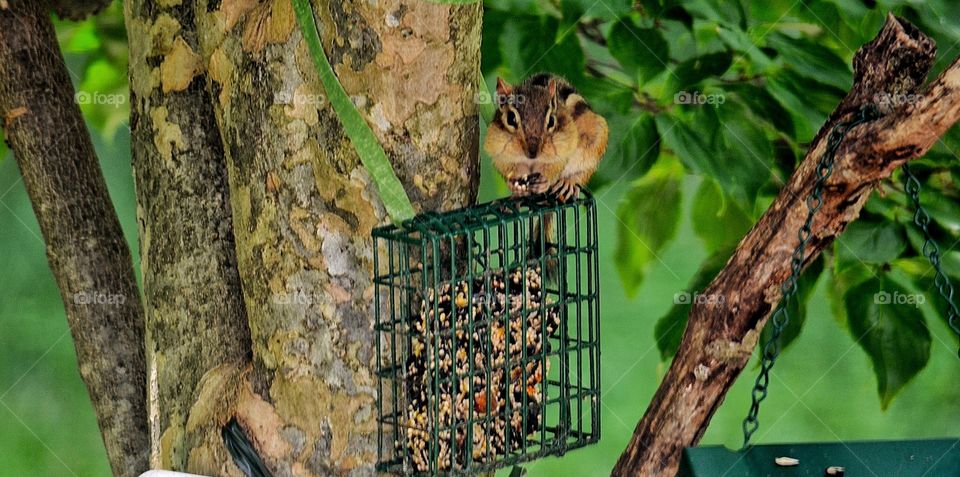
[373,192,602,476]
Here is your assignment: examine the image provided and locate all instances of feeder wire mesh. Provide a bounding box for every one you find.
[373,192,601,476]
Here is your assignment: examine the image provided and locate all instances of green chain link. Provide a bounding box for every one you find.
[741,105,881,449]
[902,163,960,356]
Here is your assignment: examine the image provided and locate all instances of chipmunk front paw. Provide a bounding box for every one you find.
[526,173,549,194]
[550,179,580,202]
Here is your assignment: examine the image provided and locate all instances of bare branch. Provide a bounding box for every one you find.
[613,14,960,477]
[0,2,147,475]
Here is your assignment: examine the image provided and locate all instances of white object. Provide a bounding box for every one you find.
[140,471,209,477]
[775,456,800,466]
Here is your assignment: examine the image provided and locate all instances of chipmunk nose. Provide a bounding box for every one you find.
[525,137,540,159]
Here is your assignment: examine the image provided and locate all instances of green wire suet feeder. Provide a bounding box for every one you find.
[373,193,601,476]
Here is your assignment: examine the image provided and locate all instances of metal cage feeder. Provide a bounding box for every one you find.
[372,192,601,476]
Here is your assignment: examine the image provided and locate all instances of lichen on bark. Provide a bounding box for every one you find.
[125,0,252,471]
[126,0,481,474]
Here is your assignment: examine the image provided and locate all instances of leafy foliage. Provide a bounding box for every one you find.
[55,3,128,139]
[481,0,960,408]
[845,275,931,409]
[614,157,683,296]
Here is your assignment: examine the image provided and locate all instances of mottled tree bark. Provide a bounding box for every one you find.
[125,0,481,475]
[124,0,253,471]
[0,1,148,476]
[613,15,960,477]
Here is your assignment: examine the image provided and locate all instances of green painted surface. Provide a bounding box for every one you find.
[679,439,960,476]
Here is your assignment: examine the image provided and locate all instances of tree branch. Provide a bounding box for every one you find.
[0,2,148,476]
[124,0,254,469]
[613,14,960,476]
[122,0,483,474]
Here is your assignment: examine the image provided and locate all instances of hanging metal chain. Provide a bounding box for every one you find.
[902,163,960,355]
[741,105,880,449]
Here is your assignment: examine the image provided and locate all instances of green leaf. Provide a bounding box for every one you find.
[669,51,733,91]
[715,99,774,203]
[594,113,659,189]
[654,250,731,360]
[656,105,769,205]
[899,252,960,345]
[726,84,794,137]
[766,33,852,91]
[615,158,684,296]
[501,15,586,84]
[607,20,670,84]
[78,58,122,93]
[683,0,746,27]
[759,256,824,353]
[293,0,415,222]
[919,187,960,235]
[862,191,902,221]
[563,0,633,20]
[637,1,695,27]
[766,72,842,142]
[558,0,585,42]
[480,8,507,74]
[656,113,719,174]
[844,275,931,409]
[659,19,698,61]
[836,220,907,265]
[577,77,636,115]
[75,57,128,138]
[479,74,496,123]
[716,25,774,71]
[691,178,753,254]
[828,259,875,326]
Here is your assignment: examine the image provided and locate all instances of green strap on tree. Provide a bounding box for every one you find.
[292,0,416,223]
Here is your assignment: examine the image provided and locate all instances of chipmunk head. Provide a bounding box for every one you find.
[485,75,578,161]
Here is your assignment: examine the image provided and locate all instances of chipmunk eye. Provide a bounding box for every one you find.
[506,110,518,128]
[547,114,556,130]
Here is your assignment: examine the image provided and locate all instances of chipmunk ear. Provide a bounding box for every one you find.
[497,76,513,97]
[547,78,557,98]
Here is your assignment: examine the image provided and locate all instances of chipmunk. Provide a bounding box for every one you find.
[483,73,609,201]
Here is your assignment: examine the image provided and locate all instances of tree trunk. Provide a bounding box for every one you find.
[124,0,254,471]
[613,14,960,477]
[0,2,148,476]
[125,0,481,474]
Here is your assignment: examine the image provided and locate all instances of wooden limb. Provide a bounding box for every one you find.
[120,0,483,474]
[613,14,960,477]
[124,0,254,469]
[0,2,148,476]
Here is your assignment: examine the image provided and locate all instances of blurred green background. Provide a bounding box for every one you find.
[2,0,960,476]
